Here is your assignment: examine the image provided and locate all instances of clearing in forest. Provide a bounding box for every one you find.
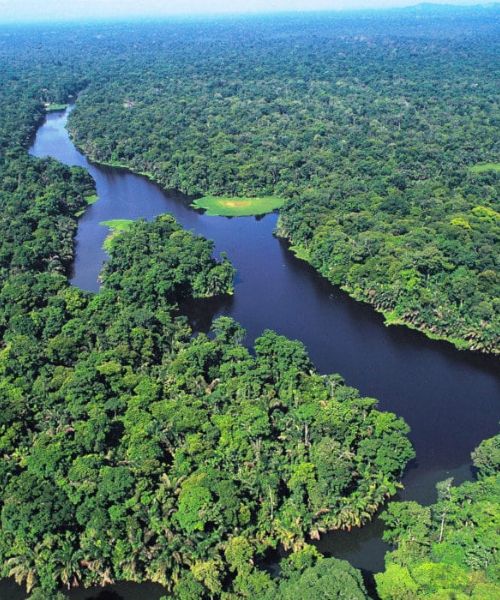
[192,195,284,216]
[469,162,500,173]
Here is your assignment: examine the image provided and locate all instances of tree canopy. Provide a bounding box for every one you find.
[0,25,415,597]
[0,8,497,598]
[375,434,500,599]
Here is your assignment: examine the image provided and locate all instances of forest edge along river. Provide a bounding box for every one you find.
[4,106,497,599]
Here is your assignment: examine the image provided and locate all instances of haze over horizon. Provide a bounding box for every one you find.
[0,0,492,23]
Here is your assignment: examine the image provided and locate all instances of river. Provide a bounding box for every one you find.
[4,107,498,599]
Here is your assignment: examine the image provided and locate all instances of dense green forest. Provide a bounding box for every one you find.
[0,7,498,599]
[0,17,417,599]
[375,434,500,599]
[63,8,500,354]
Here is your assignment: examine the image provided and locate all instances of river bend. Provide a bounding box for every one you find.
[5,107,497,599]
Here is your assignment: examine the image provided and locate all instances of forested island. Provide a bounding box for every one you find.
[0,4,498,599]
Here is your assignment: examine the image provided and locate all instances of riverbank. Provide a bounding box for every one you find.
[100,218,134,251]
[280,234,498,356]
[67,123,499,356]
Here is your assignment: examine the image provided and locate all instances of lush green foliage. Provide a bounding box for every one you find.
[66,8,500,353]
[2,9,497,598]
[0,274,413,598]
[192,196,284,217]
[260,545,368,600]
[0,24,417,598]
[375,435,500,599]
[471,434,500,479]
[0,209,413,597]
[271,547,368,600]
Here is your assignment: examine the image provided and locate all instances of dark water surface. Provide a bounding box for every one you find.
[4,108,497,599]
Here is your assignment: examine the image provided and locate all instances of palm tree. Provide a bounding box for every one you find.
[7,549,38,594]
[146,547,188,591]
[80,557,115,587]
[53,536,82,589]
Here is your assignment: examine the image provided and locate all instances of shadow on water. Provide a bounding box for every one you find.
[68,582,165,600]
[8,107,496,599]
[0,580,166,600]
[83,592,123,600]
[180,293,236,334]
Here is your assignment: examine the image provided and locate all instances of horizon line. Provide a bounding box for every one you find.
[0,2,498,26]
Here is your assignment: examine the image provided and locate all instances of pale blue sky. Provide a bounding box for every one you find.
[0,0,486,23]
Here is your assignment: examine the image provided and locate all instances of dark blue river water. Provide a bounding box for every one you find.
[4,107,497,599]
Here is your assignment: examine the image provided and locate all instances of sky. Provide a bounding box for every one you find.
[0,0,488,23]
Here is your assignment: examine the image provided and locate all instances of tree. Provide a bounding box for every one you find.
[471,434,500,478]
[275,557,368,600]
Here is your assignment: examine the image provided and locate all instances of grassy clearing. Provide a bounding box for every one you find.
[191,195,285,217]
[469,162,500,174]
[75,195,99,217]
[100,219,134,252]
[289,244,311,262]
[44,102,68,112]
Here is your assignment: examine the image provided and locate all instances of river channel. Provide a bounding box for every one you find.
[5,107,498,599]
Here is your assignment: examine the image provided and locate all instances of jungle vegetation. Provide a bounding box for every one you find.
[375,434,500,599]
[64,7,499,353]
[0,166,413,597]
[0,6,498,599]
[0,17,419,599]
[0,198,414,597]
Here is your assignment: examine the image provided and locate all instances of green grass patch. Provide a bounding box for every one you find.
[469,162,500,174]
[75,195,98,217]
[191,195,285,217]
[44,102,68,112]
[289,244,311,262]
[100,219,134,252]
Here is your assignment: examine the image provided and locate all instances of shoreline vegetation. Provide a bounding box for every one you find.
[69,138,498,356]
[76,193,99,217]
[78,142,479,352]
[100,218,135,251]
[73,138,498,355]
[85,193,99,205]
[284,240,478,352]
[375,434,500,599]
